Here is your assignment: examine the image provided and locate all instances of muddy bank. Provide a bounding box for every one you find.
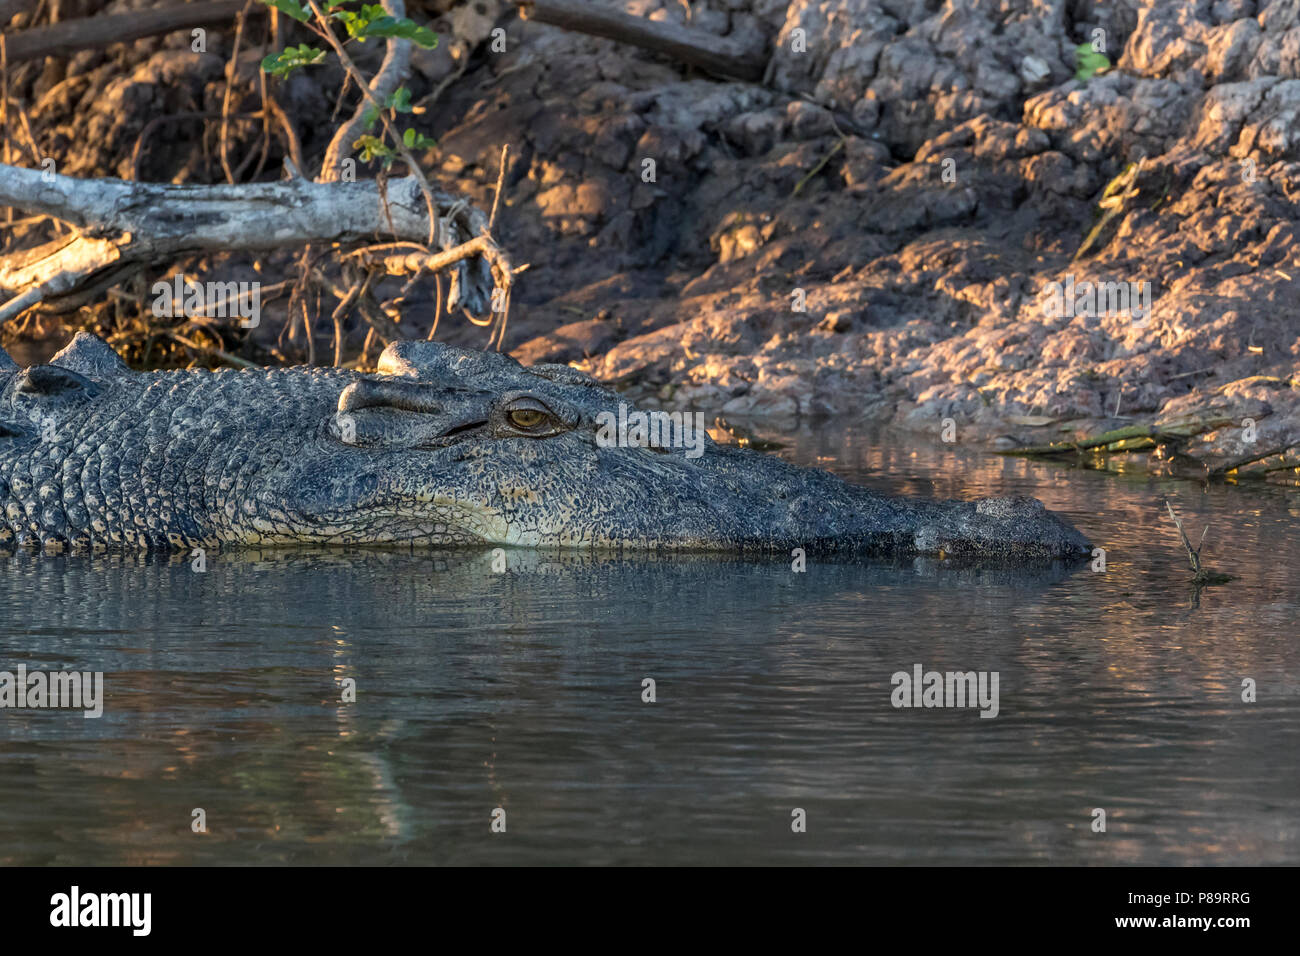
[5,0,1300,479]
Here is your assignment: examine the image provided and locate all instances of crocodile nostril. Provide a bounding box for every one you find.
[337,379,446,415]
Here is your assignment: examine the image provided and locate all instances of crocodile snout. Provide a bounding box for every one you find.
[974,495,1092,558]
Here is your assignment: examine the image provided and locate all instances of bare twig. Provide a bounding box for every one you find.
[263,89,305,179]
[219,3,253,184]
[165,330,259,369]
[131,111,263,181]
[489,144,509,231]
[329,281,362,367]
[1,33,9,173]
[792,137,845,197]
[413,41,468,112]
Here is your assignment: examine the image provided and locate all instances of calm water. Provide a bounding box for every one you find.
[1,428,1297,865]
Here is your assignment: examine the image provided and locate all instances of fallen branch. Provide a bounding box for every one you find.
[0,163,507,321]
[1000,424,1169,457]
[0,1,262,64]
[1209,444,1294,478]
[515,0,766,83]
[998,417,1239,459]
[1238,456,1300,477]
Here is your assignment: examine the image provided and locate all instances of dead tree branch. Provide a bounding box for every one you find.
[1,1,263,63]
[0,164,507,322]
[515,0,767,83]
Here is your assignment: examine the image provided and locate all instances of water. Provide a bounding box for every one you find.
[1,428,1297,865]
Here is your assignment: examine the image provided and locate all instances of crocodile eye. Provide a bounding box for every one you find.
[508,408,546,429]
[496,395,573,439]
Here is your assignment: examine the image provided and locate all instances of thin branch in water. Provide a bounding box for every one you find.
[1164,498,1203,575]
[1163,498,1232,585]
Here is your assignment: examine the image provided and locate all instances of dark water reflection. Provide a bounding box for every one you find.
[1,427,1297,864]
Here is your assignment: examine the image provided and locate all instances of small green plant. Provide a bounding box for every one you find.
[1075,42,1111,82]
[256,0,438,168]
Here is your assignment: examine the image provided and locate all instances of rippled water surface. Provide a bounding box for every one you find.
[1,428,1297,865]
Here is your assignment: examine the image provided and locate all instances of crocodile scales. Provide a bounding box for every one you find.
[0,332,1090,558]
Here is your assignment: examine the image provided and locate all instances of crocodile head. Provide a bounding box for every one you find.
[258,341,1090,559]
[0,335,1091,559]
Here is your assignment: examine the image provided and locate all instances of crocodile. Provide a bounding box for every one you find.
[0,332,1091,559]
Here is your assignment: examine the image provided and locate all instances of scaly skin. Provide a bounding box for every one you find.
[0,333,1091,559]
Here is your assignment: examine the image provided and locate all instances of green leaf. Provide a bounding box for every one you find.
[402,128,437,150]
[1075,43,1111,82]
[384,86,414,113]
[261,44,327,76]
[332,4,389,38]
[259,0,311,23]
[354,135,395,166]
[362,16,437,48]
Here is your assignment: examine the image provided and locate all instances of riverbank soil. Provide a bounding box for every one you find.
[4,0,1300,477]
